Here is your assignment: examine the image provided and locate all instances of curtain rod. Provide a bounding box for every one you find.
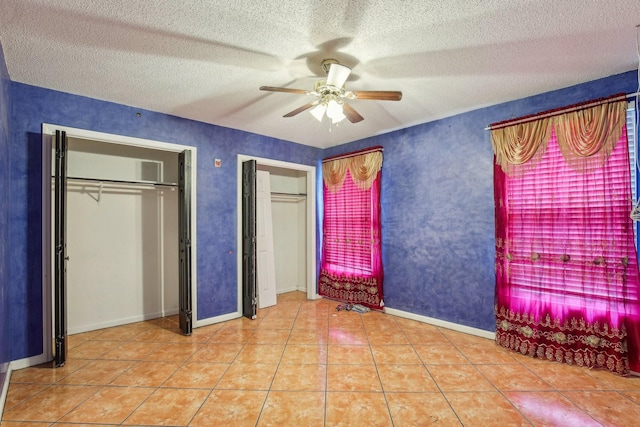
[322,145,383,163]
[484,92,639,131]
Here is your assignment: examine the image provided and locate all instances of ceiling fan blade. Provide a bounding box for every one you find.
[342,103,364,123]
[283,101,319,117]
[352,90,402,101]
[260,86,309,95]
[326,64,351,88]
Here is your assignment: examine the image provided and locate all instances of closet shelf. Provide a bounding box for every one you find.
[53,176,178,187]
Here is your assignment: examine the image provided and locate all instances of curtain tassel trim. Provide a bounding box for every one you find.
[495,305,629,375]
[319,269,383,310]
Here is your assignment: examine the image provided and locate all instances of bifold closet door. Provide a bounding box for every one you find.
[242,160,257,319]
[178,150,192,335]
[256,170,277,309]
[53,130,68,367]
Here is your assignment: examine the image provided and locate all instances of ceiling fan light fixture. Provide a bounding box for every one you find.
[310,103,327,121]
[331,111,346,124]
[326,63,351,88]
[326,99,344,120]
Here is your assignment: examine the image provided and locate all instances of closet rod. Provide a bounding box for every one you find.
[54,176,178,187]
[271,192,307,196]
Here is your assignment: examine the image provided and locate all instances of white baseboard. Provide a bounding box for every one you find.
[0,362,11,418]
[68,309,180,335]
[164,309,180,318]
[194,311,242,328]
[10,353,50,371]
[276,286,299,294]
[385,307,496,340]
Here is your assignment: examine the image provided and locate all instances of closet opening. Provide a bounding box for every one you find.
[237,155,317,317]
[41,124,197,366]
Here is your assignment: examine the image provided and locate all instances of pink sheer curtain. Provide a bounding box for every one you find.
[495,126,640,374]
[319,166,384,310]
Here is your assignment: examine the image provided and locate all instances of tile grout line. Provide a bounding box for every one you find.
[407,330,466,426]
[180,326,225,427]
[324,301,331,427]
[366,317,397,427]
[253,299,299,426]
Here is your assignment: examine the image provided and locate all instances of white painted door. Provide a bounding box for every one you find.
[256,170,277,308]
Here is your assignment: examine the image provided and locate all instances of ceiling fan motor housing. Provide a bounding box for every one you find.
[321,59,340,75]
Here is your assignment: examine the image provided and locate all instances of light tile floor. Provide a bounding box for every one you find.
[3,291,640,426]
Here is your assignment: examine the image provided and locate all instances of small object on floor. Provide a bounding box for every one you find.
[335,303,369,313]
[336,303,353,311]
[351,304,370,313]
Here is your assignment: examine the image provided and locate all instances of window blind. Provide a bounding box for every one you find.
[323,169,374,274]
[628,102,637,203]
[505,124,638,305]
[628,102,638,249]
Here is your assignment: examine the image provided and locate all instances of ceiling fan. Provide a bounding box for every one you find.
[260,59,402,124]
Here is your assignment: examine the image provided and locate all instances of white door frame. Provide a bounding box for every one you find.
[236,155,318,315]
[40,124,198,364]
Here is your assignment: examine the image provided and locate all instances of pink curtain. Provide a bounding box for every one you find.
[319,167,384,310]
[495,126,640,375]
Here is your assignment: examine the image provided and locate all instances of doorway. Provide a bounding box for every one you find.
[236,155,317,316]
[64,137,180,335]
[41,124,197,364]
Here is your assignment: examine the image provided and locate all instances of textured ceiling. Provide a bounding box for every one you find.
[1,0,639,148]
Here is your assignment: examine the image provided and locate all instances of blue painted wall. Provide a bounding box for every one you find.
[3,39,637,362]
[8,83,321,360]
[325,70,638,331]
[0,41,11,398]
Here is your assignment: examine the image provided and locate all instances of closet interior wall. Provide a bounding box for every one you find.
[259,165,307,295]
[57,138,179,334]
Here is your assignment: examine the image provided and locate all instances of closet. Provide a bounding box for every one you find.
[59,137,179,334]
[257,165,307,296]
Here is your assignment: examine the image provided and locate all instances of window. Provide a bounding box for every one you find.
[318,148,384,310]
[493,97,640,374]
[504,125,637,307]
[322,169,374,275]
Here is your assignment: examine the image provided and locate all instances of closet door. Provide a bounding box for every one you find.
[242,160,257,319]
[255,170,277,308]
[53,130,68,367]
[178,150,193,335]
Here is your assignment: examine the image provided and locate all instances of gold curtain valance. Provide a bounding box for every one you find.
[322,150,383,193]
[555,100,627,171]
[491,117,552,176]
[491,99,628,175]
